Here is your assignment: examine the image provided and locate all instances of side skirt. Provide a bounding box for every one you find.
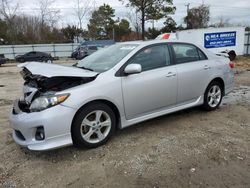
[120,96,204,129]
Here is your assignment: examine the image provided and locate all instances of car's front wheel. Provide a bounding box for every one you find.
[203,81,223,111]
[72,103,116,148]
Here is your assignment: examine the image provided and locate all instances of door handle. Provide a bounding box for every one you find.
[166,72,176,77]
[204,65,211,70]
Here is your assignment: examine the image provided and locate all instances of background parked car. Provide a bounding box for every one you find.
[15,51,53,63]
[71,45,98,60]
[71,47,80,59]
[0,54,8,66]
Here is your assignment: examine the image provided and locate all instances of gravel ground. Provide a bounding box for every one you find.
[0,58,250,188]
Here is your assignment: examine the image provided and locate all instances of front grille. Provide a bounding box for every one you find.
[15,130,26,141]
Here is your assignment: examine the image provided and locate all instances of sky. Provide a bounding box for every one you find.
[16,0,250,29]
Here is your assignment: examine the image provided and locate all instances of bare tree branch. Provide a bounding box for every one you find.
[74,0,94,29]
[39,0,60,28]
[126,8,141,39]
[0,0,19,23]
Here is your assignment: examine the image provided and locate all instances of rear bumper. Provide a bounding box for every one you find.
[9,103,77,151]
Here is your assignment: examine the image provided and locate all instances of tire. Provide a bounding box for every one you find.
[203,81,223,111]
[47,59,52,64]
[72,102,116,148]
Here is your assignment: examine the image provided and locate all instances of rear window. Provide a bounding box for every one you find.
[172,44,207,64]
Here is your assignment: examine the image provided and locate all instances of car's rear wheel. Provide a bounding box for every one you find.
[203,81,223,111]
[72,103,116,148]
[46,59,52,63]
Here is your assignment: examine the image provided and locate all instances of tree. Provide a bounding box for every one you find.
[38,0,60,28]
[146,17,176,39]
[0,0,19,42]
[38,0,60,41]
[74,0,93,29]
[114,19,131,41]
[0,18,7,42]
[184,4,210,29]
[61,25,85,41]
[126,8,141,40]
[120,0,175,40]
[0,0,19,23]
[161,16,176,33]
[88,4,115,39]
[147,27,161,39]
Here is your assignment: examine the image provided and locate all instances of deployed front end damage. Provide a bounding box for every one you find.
[15,67,96,113]
[10,62,98,150]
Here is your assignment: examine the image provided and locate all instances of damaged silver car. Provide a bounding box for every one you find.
[9,41,234,151]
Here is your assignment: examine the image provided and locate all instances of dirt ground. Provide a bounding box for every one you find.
[0,58,250,188]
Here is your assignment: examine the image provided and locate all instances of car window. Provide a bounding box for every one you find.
[77,44,138,73]
[172,44,200,64]
[198,49,207,60]
[128,45,171,72]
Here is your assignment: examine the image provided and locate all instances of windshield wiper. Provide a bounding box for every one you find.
[79,66,94,72]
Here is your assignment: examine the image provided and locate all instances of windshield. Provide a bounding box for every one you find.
[76,43,138,72]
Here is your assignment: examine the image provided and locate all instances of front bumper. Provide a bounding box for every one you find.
[9,103,77,151]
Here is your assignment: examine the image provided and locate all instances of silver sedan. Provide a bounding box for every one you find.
[9,40,234,150]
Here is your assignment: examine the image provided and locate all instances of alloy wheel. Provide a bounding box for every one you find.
[207,85,221,108]
[80,110,112,144]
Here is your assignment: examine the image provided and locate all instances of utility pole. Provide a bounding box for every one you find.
[185,3,190,28]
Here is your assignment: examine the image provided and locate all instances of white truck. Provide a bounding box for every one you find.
[157,27,245,56]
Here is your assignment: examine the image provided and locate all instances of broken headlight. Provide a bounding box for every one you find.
[30,94,70,112]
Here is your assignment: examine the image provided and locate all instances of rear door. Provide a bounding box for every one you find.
[170,43,211,104]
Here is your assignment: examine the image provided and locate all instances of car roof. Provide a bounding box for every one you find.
[117,39,218,60]
[118,39,182,46]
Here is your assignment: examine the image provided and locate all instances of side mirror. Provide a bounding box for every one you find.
[124,64,142,75]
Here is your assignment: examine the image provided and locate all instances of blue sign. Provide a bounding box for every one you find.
[204,31,236,48]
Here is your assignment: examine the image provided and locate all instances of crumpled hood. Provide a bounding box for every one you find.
[18,62,98,78]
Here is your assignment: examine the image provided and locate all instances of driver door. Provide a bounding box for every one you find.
[121,44,177,120]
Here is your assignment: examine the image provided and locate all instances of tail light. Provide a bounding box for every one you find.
[229,61,235,69]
